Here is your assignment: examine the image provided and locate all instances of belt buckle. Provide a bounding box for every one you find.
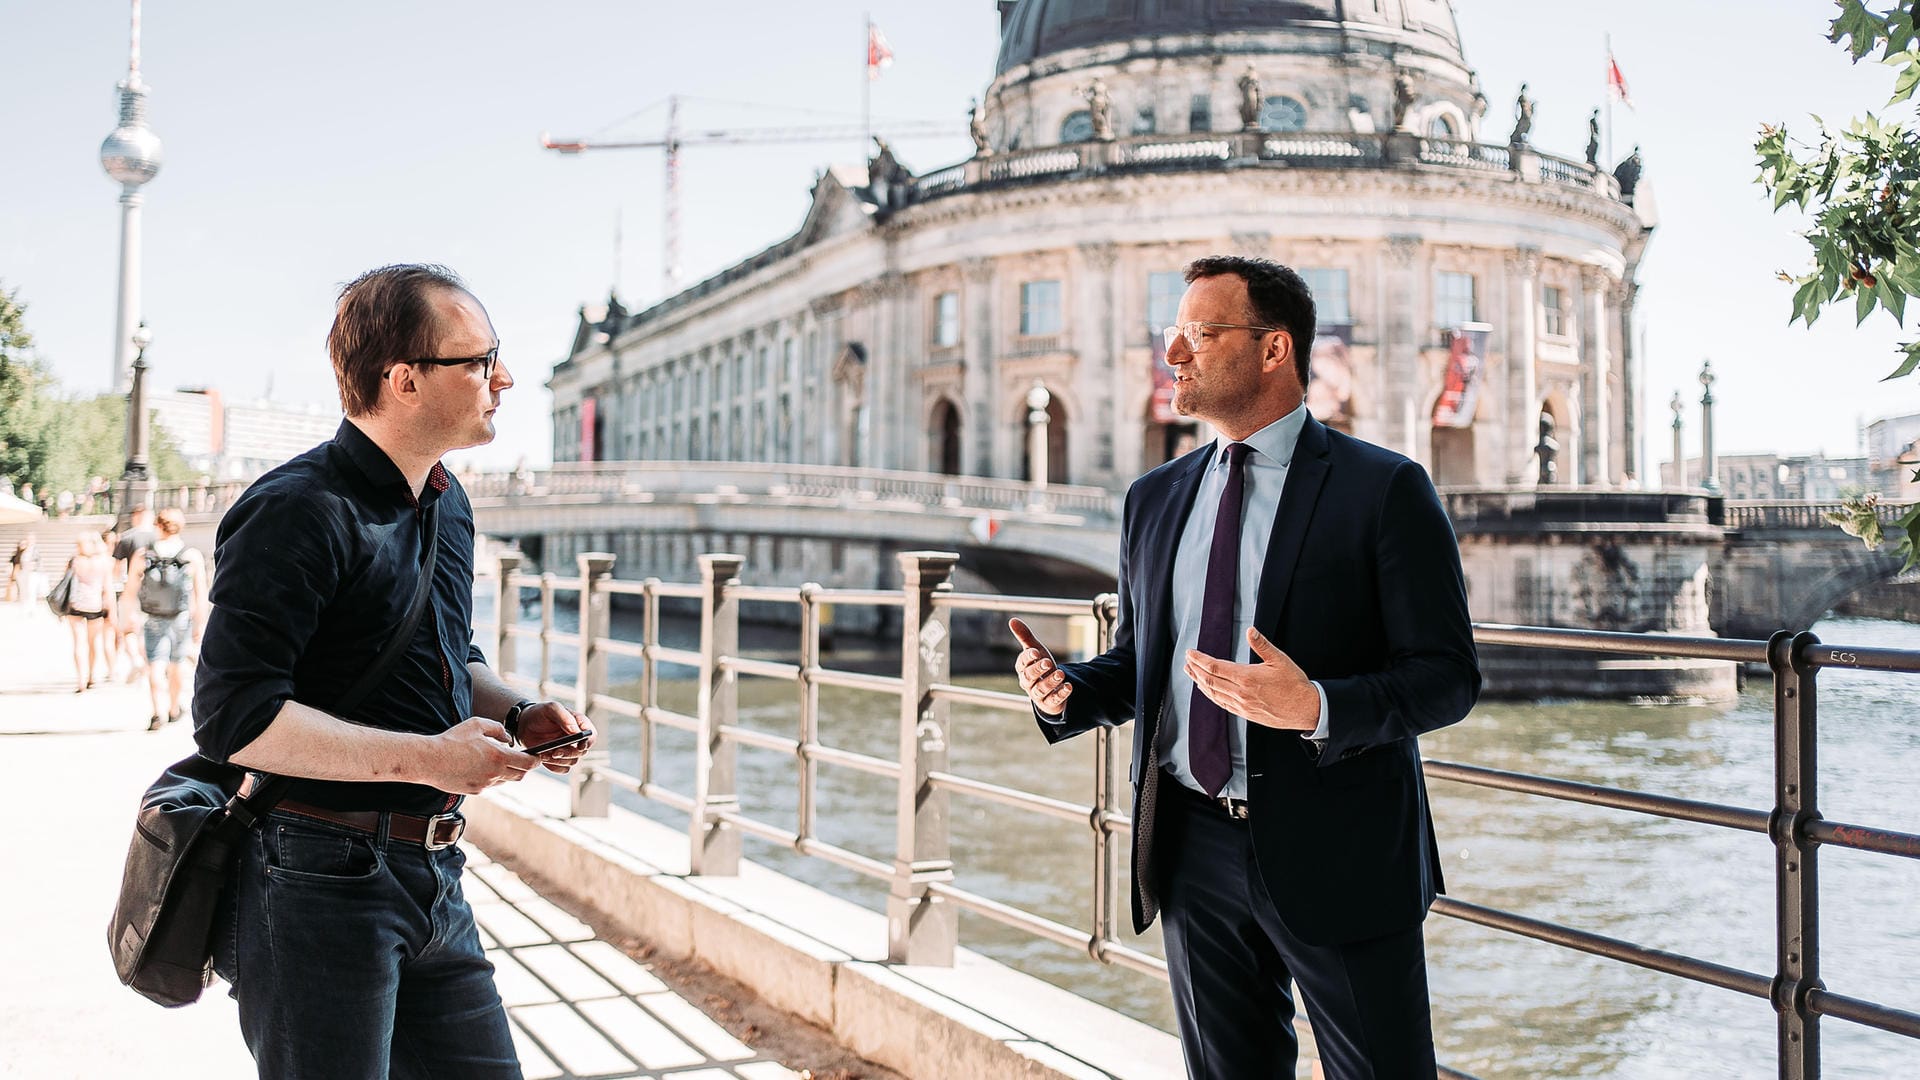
[423,813,465,851]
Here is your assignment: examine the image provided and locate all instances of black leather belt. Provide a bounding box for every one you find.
[1163,770,1250,820]
[273,799,466,850]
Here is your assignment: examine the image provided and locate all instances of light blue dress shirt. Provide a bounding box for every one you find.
[1158,401,1330,800]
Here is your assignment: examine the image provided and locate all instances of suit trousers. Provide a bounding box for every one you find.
[1156,775,1437,1079]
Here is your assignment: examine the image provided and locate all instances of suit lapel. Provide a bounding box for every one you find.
[1251,415,1331,631]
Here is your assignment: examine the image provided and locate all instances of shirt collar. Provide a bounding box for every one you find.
[1212,398,1309,469]
[333,419,452,508]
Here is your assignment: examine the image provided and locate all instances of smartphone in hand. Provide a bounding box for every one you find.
[522,729,592,757]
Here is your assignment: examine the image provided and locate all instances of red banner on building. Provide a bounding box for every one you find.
[1431,324,1490,429]
[579,397,596,462]
[1150,329,1177,423]
[1306,323,1353,426]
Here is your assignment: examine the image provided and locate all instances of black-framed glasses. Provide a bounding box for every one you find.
[408,346,500,380]
[1161,322,1282,352]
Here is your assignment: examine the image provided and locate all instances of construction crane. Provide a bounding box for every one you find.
[543,96,957,296]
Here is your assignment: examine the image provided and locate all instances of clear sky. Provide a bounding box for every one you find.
[3,1,1914,473]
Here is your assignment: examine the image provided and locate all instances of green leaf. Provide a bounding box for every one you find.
[1901,504,1920,571]
[1884,340,1920,380]
[1884,273,1910,324]
[1793,277,1823,324]
[1858,275,1880,323]
[1833,0,1891,60]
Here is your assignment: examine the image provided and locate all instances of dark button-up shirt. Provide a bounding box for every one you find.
[193,420,486,814]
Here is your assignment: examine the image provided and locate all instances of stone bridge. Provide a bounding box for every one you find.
[18,464,1904,651]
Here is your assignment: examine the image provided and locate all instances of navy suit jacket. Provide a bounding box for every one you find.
[1038,414,1480,945]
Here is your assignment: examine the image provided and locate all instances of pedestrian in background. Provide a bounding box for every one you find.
[130,507,206,730]
[64,533,114,692]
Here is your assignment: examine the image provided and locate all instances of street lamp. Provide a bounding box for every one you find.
[1025,380,1051,500]
[1698,360,1720,496]
[118,320,154,524]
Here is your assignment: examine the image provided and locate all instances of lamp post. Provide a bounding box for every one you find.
[118,321,154,524]
[1025,380,1051,501]
[1698,360,1720,495]
[1670,391,1685,488]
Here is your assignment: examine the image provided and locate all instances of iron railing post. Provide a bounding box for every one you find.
[889,551,959,965]
[796,582,822,849]
[640,577,661,793]
[690,553,744,875]
[1770,629,1823,1079]
[493,551,521,684]
[538,571,556,700]
[1089,593,1122,963]
[571,552,615,818]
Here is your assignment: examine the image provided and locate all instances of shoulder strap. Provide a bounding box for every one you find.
[228,502,442,824]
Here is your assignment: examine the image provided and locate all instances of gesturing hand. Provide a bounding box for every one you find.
[1184,627,1319,732]
[1009,617,1072,715]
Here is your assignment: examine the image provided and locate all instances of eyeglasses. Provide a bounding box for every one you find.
[408,346,500,380]
[1161,322,1282,352]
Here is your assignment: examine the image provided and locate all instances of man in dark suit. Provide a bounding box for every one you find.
[1011,255,1478,1078]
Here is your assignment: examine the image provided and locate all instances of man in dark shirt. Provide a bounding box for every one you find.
[195,263,594,1079]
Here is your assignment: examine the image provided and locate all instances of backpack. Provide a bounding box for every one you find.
[138,546,191,617]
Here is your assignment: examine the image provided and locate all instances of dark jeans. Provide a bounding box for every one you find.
[212,811,522,1080]
[1157,778,1437,1080]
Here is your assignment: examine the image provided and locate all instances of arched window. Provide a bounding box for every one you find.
[1428,114,1457,139]
[1060,110,1094,143]
[1259,96,1308,133]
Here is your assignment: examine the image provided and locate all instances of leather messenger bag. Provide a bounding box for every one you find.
[108,504,439,1007]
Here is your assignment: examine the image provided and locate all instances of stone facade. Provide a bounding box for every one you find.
[549,4,1654,495]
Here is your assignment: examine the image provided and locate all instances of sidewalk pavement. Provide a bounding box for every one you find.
[0,600,815,1079]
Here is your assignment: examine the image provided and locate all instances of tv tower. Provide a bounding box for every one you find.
[99,0,163,394]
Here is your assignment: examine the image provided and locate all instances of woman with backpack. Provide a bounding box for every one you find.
[129,508,207,730]
[63,533,115,692]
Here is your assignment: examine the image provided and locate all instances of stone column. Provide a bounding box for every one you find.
[1077,240,1120,484]
[889,551,959,965]
[1615,279,1640,485]
[690,553,744,874]
[1505,247,1541,484]
[1383,235,1424,460]
[1581,267,1613,486]
[963,257,996,477]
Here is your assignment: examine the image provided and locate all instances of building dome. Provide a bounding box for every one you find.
[994,0,1468,77]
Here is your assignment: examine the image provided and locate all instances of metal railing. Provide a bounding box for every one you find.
[475,550,1920,1080]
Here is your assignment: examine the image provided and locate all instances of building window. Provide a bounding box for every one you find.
[756,346,768,390]
[1060,110,1093,143]
[1434,271,1477,328]
[1189,93,1212,133]
[934,292,960,347]
[783,339,797,384]
[1133,105,1157,135]
[1021,281,1063,335]
[1541,285,1566,336]
[731,354,744,399]
[1260,96,1308,133]
[1148,271,1185,333]
[1428,114,1456,139]
[1299,268,1351,325]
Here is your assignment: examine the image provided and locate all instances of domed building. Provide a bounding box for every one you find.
[550,0,1653,496]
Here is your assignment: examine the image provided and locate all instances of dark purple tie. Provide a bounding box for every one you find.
[1189,441,1249,797]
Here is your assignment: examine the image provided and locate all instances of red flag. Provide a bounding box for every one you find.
[1607,53,1633,108]
[867,24,893,81]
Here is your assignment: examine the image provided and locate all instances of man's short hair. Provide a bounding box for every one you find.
[328,264,471,417]
[1184,255,1316,387]
[155,507,184,536]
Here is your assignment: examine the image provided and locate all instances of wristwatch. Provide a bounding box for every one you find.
[503,699,538,745]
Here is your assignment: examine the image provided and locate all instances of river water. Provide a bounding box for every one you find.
[486,593,1919,1079]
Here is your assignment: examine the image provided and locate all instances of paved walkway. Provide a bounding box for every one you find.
[0,599,826,1079]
